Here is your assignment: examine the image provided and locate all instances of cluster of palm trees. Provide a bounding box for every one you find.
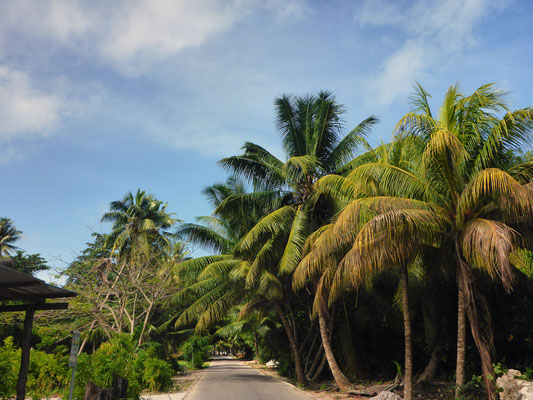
[176,85,533,400]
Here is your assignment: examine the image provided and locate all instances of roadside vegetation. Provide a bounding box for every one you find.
[1,84,532,400]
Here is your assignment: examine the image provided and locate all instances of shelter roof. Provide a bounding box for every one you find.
[0,263,77,303]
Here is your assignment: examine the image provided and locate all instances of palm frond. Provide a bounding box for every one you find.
[325,116,378,173]
[462,219,516,291]
[279,206,310,274]
[237,206,296,252]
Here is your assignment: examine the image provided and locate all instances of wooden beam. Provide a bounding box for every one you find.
[16,304,34,400]
[0,281,40,288]
[0,303,69,312]
[0,288,44,303]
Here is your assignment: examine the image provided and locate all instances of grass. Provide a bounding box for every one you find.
[177,359,212,371]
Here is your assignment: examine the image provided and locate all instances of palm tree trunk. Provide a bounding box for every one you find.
[311,354,328,382]
[306,343,323,379]
[454,238,496,400]
[401,264,413,400]
[275,302,306,385]
[455,283,466,397]
[419,340,442,383]
[318,301,351,390]
[304,331,319,373]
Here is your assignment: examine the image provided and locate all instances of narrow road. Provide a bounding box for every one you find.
[185,356,314,400]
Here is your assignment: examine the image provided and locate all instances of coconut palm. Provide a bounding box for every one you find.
[312,84,533,399]
[218,91,378,387]
[174,178,277,336]
[0,218,23,257]
[101,189,176,260]
[294,135,423,397]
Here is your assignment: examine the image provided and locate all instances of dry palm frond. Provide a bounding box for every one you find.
[462,218,516,292]
[457,168,531,225]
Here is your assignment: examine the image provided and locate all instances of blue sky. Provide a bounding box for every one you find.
[1,0,532,281]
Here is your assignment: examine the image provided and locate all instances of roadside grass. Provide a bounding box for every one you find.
[178,359,212,371]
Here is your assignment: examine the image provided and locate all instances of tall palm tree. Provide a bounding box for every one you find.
[101,189,176,259]
[313,84,533,399]
[0,218,23,257]
[294,135,423,397]
[218,91,377,387]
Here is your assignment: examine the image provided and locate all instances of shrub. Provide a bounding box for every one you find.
[27,348,69,399]
[0,337,20,398]
[0,334,174,399]
[137,351,173,392]
[180,336,211,369]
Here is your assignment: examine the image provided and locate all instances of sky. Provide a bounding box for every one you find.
[1,0,532,282]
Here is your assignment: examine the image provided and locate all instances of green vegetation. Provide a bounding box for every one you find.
[179,336,212,369]
[1,84,532,400]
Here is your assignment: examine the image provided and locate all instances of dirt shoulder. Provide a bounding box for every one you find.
[245,360,457,399]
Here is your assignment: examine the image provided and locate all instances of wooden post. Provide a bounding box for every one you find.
[83,381,114,400]
[16,304,35,400]
[112,374,128,399]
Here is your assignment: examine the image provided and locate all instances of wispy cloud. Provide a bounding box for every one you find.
[0,0,311,160]
[99,0,250,74]
[0,0,309,74]
[355,0,507,105]
[0,65,63,155]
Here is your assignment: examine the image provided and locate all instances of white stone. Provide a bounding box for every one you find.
[265,359,279,368]
[369,390,403,400]
[497,369,533,400]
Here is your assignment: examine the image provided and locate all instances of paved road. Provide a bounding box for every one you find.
[185,357,313,400]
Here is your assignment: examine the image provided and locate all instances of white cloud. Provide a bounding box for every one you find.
[99,0,249,74]
[356,0,505,105]
[0,0,312,74]
[372,41,427,105]
[0,0,312,159]
[262,0,310,22]
[0,66,62,142]
[0,0,90,47]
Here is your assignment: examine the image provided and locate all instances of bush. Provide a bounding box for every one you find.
[0,334,174,399]
[136,350,173,392]
[75,334,174,397]
[180,336,211,369]
[27,347,69,399]
[0,337,20,398]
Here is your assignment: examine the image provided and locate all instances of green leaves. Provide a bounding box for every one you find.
[237,206,296,253]
[0,217,23,257]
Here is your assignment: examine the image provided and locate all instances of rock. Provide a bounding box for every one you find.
[497,369,533,400]
[369,391,403,400]
[265,359,279,369]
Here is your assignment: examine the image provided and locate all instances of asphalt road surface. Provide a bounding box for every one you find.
[185,356,313,400]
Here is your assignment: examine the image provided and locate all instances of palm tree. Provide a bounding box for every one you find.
[313,84,533,399]
[0,218,23,257]
[218,91,377,387]
[294,135,423,397]
[175,178,275,336]
[101,189,176,260]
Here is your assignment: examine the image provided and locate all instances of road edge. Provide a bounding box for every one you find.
[245,360,317,399]
[181,362,211,400]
